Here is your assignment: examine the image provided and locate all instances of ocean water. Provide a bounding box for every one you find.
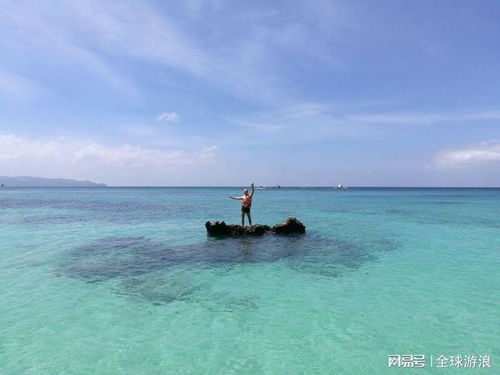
[1,187,498,374]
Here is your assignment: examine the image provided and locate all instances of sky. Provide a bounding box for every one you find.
[1,0,500,186]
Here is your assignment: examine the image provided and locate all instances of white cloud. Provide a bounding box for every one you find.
[156,112,180,122]
[434,141,500,167]
[0,134,217,169]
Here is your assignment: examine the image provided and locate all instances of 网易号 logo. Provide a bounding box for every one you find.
[388,354,491,369]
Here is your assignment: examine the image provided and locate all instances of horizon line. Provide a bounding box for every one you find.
[4,185,500,189]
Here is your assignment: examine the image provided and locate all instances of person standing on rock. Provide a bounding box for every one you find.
[229,182,254,226]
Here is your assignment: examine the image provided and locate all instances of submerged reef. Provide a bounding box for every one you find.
[205,217,306,237]
[55,218,397,304]
[56,232,312,282]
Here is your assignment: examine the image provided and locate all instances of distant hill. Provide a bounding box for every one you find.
[0,176,106,187]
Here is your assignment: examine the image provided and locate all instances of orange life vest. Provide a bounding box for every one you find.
[242,194,252,208]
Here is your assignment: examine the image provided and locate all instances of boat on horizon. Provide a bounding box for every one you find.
[335,184,348,190]
[256,185,281,190]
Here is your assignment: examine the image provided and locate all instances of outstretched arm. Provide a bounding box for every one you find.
[229,196,243,200]
[250,182,255,197]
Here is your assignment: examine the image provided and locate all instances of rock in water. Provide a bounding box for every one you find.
[272,217,306,234]
[205,217,305,237]
[245,224,270,235]
[204,221,270,236]
[205,221,230,236]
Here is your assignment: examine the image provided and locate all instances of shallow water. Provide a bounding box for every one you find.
[1,187,499,374]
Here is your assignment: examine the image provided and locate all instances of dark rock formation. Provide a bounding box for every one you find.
[272,217,306,234]
[204,221,230,236]
[205,217,305,237]
[205,221,270,236]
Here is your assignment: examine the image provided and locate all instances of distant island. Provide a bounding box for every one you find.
[0,176,106,187]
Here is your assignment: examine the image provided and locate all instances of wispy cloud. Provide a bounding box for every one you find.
[0,134,217,169]
[0,70,45,98]
[1,1,138,97]
[227,104,500,145]
[347,111,500,125]
[0,1,349,103]
[121,125,157,138]
[434,141,500,167]
[157,112,180,122]
[228,103,350,143]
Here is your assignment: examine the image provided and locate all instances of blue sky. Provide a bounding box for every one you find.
[1,0,500,186]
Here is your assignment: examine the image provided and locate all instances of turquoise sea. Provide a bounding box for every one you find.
[1,187,498,374]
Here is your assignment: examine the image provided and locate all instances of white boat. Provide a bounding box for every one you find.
[256,185,280,190]
[335,184,347,190]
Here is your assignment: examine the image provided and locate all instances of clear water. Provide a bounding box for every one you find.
[1,187,498,374]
